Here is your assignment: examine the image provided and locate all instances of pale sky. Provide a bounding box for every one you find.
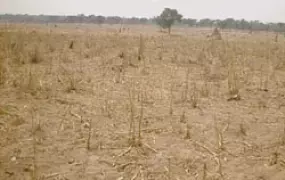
[1,0,285,23]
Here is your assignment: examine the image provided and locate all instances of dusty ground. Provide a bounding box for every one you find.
[1,23,285,180]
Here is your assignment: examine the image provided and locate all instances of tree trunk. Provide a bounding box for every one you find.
[168,26,171,34]
[275,33,279,42]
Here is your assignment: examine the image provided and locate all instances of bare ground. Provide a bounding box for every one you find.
[1,24,285,180]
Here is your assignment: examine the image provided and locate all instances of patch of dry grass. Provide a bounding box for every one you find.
[1,24,285,180]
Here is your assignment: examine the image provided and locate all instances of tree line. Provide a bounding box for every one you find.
[0,11,284,32]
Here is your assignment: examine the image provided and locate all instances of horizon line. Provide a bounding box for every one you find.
[1,12,283,24]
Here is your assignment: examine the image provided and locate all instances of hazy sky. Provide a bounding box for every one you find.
[1,0,285,23]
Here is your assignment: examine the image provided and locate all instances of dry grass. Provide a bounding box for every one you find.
[1,24,285,180]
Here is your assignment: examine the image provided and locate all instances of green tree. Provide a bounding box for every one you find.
[224,18,236,29]
[96,15,105,25]
[155,8,183,34]
[239,19,247,30]
[182,18,197,27]
[217,20,227,29]
[198,18,214,27]
[277,22,285,32]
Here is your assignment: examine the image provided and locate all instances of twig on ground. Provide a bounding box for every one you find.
[131,167,141,180]
[117,146,132,157]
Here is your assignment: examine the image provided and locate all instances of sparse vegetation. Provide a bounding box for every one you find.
[1,23,285,180]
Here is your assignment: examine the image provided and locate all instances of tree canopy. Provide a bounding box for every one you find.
[155,8,183,34]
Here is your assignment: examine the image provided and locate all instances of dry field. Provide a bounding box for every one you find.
[1,23,285,180]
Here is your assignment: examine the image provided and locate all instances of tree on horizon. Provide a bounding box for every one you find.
[155,8,183,34]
